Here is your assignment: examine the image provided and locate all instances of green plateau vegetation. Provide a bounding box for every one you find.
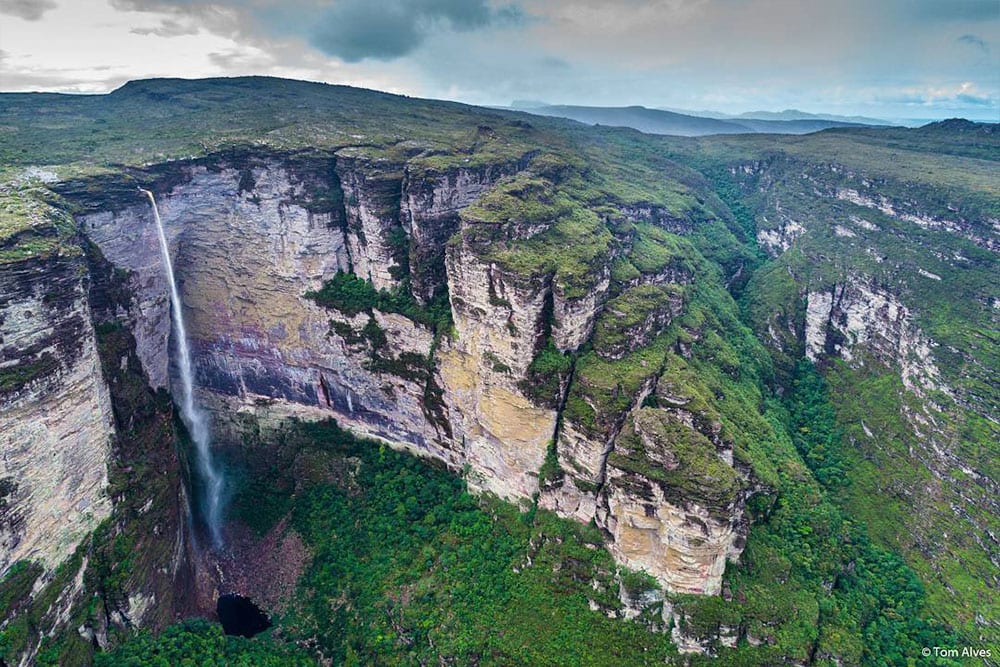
[1,78,996,665]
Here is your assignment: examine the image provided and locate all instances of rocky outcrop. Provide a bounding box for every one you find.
[756,217,804,254]
[592,285,684,361]
[551,268,610,352]
[833,186,997,252]
[0,233,113,572]
[440,232,556,500]
[805,278,950,399]
[336,150,405,291]
[601,409,744,595]
[401,156,531,303]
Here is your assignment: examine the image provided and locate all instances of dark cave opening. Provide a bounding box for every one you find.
[216,593,271,638]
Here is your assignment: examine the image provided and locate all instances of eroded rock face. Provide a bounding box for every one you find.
[551,269,610,352]
[601,410,745,595]
[402,158,530,304]
[441,234,556,500]
[0,250,113,572]
[69,151,747,598]
[82,160,441,456]
[805,278,949,399]
[336,151,405,292]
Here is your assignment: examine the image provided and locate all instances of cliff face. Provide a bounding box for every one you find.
[3,79,994,664]
[734,146,1000,640]
[803,277,948,398]
[0,200,113,574]
[64,148,751,597]
[601,409,745,595]
[0,185,190,665]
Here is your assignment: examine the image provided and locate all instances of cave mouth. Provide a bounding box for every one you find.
[216,593,271,638]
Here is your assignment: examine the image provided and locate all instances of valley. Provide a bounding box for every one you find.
[0,77,995,666]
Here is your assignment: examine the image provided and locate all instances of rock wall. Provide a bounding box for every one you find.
[601,410,745,595]
[402,157,530,304]
[336,150,405,291]
[69,150,748,597]
[804,278,949,399]
[0,247,114,572]
[440,233,557,500]
[82,159,447,456]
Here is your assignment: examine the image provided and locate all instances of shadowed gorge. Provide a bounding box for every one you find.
[0,77,995,666]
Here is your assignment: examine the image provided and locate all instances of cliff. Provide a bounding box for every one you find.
[0,180,188,665]
[63,145,752,598]
[0,186,113,574]
[0,78,994,663]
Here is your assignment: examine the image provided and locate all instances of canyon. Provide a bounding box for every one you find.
[0,78,996,665]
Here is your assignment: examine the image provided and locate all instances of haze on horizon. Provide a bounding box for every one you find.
[0,0,997,123]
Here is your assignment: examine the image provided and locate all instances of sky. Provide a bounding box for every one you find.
[0,0,997,121]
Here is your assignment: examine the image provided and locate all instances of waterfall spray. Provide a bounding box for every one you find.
[141,189,224,548]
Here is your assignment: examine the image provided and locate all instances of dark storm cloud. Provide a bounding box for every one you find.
[0,0,57,20]
[108,0,525,61]
[309,0,524,62]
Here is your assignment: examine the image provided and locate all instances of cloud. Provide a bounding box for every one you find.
[2,0,997,120]
[107,0,525,62]
[956,92,993,106]
[0,0,57,21]
[130,18,198,37]
[874,81,997,110]
[309,0,524,62]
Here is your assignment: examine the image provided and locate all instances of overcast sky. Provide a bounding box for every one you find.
[0,0,997,120]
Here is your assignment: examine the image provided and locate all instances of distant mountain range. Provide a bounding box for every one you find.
[655,106,891,125]
[509,102,890,137]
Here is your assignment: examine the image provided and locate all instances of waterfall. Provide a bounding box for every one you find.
[141,189,224,548]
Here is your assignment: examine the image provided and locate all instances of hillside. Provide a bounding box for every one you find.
[0,77,995,666]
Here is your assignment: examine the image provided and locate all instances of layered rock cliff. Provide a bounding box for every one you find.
[731,138,1000,641]
[0,182,189,665]
[53,145,755,599]
[0,191,113,573]
[3,79,992,663]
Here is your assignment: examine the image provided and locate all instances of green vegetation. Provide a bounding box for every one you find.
[610,409,742,515]
[224,419,682,665]
[0,352,59,393]
[591,284,684,357]
[306,270,452,331]
[520,340,572,407]
[787,361,848,488]
[1,77,995,664]
[0,181,79,265]
[95,619,313,666]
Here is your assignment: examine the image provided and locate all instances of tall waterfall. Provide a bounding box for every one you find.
[141,189,224,548]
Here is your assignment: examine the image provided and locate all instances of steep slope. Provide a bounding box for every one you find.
[0,78,992,664]
[660,121,999,646]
